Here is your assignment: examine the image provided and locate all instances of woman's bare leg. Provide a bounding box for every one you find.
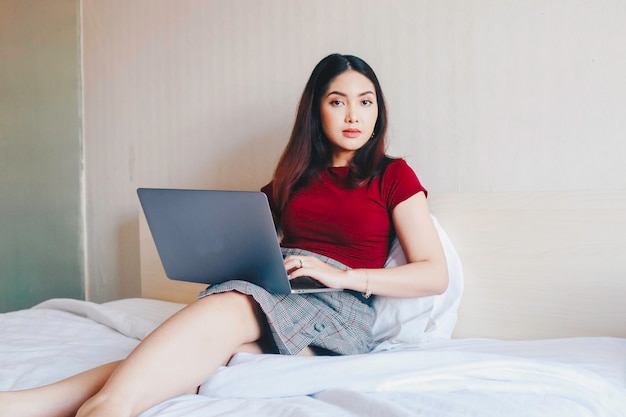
[0,291,267,417]
[76,292,264,417]
[0,342,273,417]
[0,361,120,417]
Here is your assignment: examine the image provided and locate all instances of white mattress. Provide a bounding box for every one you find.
[1,298,625,417]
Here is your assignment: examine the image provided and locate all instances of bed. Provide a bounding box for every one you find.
[2,190,626,416]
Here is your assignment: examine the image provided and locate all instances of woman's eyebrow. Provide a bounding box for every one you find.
[326,90,375,97]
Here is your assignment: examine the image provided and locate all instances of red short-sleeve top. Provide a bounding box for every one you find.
[262,159,427,269]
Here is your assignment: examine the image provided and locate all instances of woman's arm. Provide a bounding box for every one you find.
[351,191,448,297]
[284,192,449,298]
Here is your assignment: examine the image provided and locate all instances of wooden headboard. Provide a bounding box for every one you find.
[140,189,626,339]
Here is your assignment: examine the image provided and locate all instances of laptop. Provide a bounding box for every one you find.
[137,188,341,294]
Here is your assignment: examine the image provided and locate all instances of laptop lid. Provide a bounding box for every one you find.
[137,188,293,294]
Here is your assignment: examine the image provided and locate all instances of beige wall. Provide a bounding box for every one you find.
[81,0,626,302]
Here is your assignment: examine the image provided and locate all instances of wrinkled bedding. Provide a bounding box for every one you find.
[1,298,625,417]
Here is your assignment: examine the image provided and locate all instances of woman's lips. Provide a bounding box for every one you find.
[342,129,361,138]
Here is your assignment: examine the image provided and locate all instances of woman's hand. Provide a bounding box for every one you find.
[283,255,348,289]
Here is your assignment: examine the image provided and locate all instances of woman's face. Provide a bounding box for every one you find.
[320,70,378,167]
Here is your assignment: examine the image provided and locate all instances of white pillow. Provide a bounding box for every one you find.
[371,215,464,349]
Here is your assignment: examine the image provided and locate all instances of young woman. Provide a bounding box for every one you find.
[0,53,448,417]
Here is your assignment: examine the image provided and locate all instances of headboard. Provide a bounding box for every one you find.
[140,189,626,340]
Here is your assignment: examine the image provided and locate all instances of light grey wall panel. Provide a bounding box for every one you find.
[0,0,83,311]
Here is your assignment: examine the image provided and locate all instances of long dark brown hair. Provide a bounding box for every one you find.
[271,53,391,216]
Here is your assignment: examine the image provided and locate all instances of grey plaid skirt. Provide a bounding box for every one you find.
[197,248,376,356]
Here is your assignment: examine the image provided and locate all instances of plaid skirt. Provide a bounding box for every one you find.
[197,248,376,356]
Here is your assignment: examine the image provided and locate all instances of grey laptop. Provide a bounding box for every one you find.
[137,188,341,294]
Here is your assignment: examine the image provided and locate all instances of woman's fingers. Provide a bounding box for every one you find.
[284,255,315,271]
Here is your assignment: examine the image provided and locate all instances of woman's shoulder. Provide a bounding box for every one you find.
[378,157,427,201]
[380,158,417,179]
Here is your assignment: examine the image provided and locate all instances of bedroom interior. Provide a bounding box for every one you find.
[1,1,625,416]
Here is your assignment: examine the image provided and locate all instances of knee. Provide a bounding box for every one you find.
[197,290,252,312]
[195,292,262,338]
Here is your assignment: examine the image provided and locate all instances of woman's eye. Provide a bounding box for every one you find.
[330,100,344,106]
[362,99,373,106]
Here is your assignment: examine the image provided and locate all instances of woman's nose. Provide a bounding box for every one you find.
[345,106,359,123]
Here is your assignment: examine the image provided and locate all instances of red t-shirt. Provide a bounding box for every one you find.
[262,159,427,269]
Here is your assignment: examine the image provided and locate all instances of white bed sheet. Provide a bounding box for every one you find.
[1,298,625,417]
